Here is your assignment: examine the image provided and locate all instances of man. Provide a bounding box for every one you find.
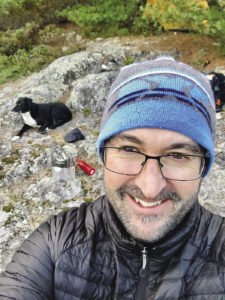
[0,57,224,299]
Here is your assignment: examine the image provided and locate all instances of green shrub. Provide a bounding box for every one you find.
[147,0,208,31]
[147,1,225,38]
[0,0,25,30]
[0,45,60,84]
[0,0,78,30]
[131,5,154,35]
[58,0,146,37]
[0,22,40,55]
[202,6,225,37]
[38,25,65,45]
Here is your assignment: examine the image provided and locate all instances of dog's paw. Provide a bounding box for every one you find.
[11,136,20,142]
[38,128,47,134]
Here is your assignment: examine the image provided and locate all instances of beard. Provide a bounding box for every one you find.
[104,183,199,243]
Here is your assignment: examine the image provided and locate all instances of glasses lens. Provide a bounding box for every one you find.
[160,155,205,180]
[104,147,145,175]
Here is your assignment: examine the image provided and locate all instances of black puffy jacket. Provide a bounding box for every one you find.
[0,196,225,299]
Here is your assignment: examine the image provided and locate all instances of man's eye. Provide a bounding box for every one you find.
[119,146,137,153]
[167,153,190,160]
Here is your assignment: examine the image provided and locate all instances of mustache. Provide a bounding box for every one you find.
[118,184,181,202]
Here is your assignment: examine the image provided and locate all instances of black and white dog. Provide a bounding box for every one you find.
[12,97,72,139]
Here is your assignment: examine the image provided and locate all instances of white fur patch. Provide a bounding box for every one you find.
[206,74,214,80]
[11,136,20,142]
[22,112,38,127]
[216,113,223,120]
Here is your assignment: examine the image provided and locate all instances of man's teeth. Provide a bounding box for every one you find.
[134,198,162,207]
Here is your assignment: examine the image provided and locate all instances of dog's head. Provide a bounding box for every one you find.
[12,97,33,113]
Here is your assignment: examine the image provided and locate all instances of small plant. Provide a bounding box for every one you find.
[0,170,6,180]
[4,216,13,226]
[3,203,14,213]
[124,56,135,65]
[92,130,100,137]
[2,149,20,164]
[82,188,88,197]
[84,197,93,203]
[62,207,70,212]
[82,107,92,117]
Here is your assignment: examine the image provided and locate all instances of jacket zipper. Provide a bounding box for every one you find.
[135,247,149,299]
[142,247,147,269]
[139,247,148,277]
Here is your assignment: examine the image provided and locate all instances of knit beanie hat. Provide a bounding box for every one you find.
[97,56,216,176]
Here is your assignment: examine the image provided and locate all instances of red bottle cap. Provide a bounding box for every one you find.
[76,159,95,176]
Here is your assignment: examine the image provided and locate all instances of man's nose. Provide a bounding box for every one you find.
[133,158,167,199]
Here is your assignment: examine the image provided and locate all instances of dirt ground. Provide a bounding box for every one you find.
[116,32,225,72]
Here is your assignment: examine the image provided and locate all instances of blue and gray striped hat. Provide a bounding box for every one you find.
[97,56,216,176]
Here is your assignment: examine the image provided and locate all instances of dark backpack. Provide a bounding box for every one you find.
[207,72,225,112]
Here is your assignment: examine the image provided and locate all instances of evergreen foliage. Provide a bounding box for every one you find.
[58,0,146,37]
[0,0,77,30]
[0,22,40,55]
[0,45,60,84]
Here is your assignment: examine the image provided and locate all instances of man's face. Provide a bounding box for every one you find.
[103,128,203,243]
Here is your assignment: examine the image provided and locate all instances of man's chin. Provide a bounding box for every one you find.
[122,215,172,243]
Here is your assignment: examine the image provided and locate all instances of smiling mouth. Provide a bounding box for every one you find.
[128,194,164,208]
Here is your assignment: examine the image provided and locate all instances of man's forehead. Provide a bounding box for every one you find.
[109,128,202,152]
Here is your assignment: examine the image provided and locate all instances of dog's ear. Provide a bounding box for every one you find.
[24,97,33,108]
[24,97,33,103]
[17,97,24,104]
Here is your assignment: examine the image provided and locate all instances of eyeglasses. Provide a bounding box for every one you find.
[101,146,209,181]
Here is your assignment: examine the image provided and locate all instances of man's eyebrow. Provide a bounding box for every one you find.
[167,143,203,154]
[108,135,203,154]
[109,133,143,145]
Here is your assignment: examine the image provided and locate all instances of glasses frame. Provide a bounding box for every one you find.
[101,146,209,181]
